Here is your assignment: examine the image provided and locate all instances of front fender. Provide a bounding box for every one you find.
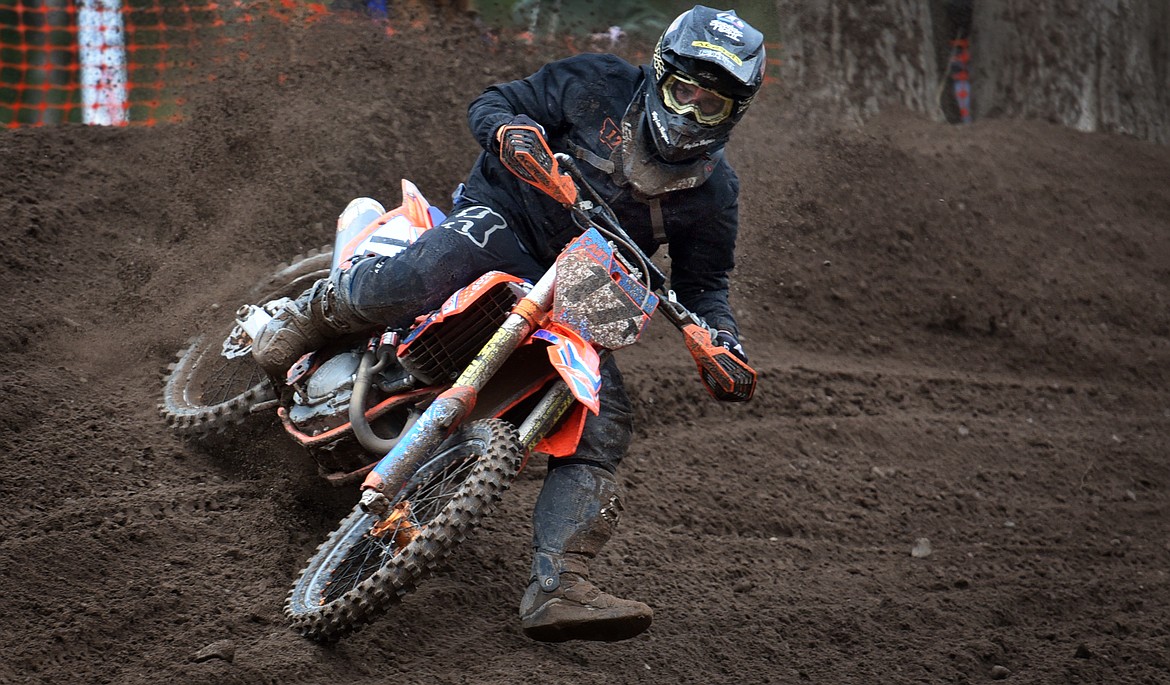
[531,323,601,414]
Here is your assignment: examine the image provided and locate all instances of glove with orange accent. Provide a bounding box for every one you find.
[680,324,756,402]
[495,114,546,154]
[495,114,578,207]
[714,329,748,364]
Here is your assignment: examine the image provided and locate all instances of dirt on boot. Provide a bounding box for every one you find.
[519,573,653,642]
[251,282,331,377]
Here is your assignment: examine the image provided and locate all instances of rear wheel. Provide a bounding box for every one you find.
[285,419,523,642]
[159,248,331,435]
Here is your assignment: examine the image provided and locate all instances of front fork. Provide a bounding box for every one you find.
[358,265,560,516]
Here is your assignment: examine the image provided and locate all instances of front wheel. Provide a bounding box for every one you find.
[285,418,524,642]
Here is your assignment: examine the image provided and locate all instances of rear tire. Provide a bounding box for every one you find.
[159,248,331,436]
[285,419,523,642]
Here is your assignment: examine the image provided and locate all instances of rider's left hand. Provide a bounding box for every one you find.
[714,329,748,364]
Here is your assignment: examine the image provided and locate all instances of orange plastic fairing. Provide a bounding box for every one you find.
[535,402,589,457]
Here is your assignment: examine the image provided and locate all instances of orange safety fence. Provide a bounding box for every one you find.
[763,41,779,86]
[1,0,337,128]
[2,2,781,129]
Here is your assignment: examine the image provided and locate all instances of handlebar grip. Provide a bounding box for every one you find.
[681,324,757,402]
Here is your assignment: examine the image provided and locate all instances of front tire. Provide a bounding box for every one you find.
[285,419,524,642]
[159,248,331,436]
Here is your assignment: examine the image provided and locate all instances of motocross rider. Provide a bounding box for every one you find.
[252,4,765,642]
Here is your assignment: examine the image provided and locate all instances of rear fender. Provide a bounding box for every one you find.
[332,179,443,272]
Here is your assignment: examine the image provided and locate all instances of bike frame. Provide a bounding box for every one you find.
[359,256,558,513]
[236,139,755,507]
[357,224,657,515]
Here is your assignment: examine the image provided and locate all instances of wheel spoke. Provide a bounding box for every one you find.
[322,453,481,601]
[404,457,476,522]
[327,529,396,601]
[286,419,522,641]
[200,355,258,405]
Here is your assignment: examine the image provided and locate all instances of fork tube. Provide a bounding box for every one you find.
[515,346,611,450]
[515,381,576,450]
[360,266,558,497]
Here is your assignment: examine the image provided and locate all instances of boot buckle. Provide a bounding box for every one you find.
[532,551,564,592]
[286,351,317,386]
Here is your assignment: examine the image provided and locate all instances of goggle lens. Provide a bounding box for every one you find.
[661,74,733,125]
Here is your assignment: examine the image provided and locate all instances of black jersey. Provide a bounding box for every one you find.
[462,53,742,336]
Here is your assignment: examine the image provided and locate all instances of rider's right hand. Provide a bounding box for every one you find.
[496,114,546,155]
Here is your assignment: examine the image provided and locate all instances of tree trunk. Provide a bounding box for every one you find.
[973,0,1170,144]
[774,0,1170,144]
[776,0,944,125]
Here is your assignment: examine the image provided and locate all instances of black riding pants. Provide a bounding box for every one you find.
[343,204,632,473]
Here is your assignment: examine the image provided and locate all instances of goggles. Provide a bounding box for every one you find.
[660,73,734,126]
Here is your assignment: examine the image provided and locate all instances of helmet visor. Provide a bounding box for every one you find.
[661,73,733,126]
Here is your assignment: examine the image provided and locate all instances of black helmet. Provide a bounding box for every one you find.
[642,6,766,163]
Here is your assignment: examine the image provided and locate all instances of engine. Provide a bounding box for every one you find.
[287,351,362,436]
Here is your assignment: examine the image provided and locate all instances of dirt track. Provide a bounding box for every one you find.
[1,16,1168,685]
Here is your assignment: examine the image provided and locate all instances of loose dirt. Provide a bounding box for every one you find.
[1,15,1167,685]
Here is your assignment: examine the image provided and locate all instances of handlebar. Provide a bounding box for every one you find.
[499,135,758,402]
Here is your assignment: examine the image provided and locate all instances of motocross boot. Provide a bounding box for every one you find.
[518,463,653,642]
[251,272,369,379]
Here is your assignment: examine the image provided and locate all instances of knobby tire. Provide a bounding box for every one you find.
[159,247,331,435]
[285,418,523,642]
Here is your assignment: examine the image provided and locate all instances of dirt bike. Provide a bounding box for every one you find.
[160,132,757,642]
